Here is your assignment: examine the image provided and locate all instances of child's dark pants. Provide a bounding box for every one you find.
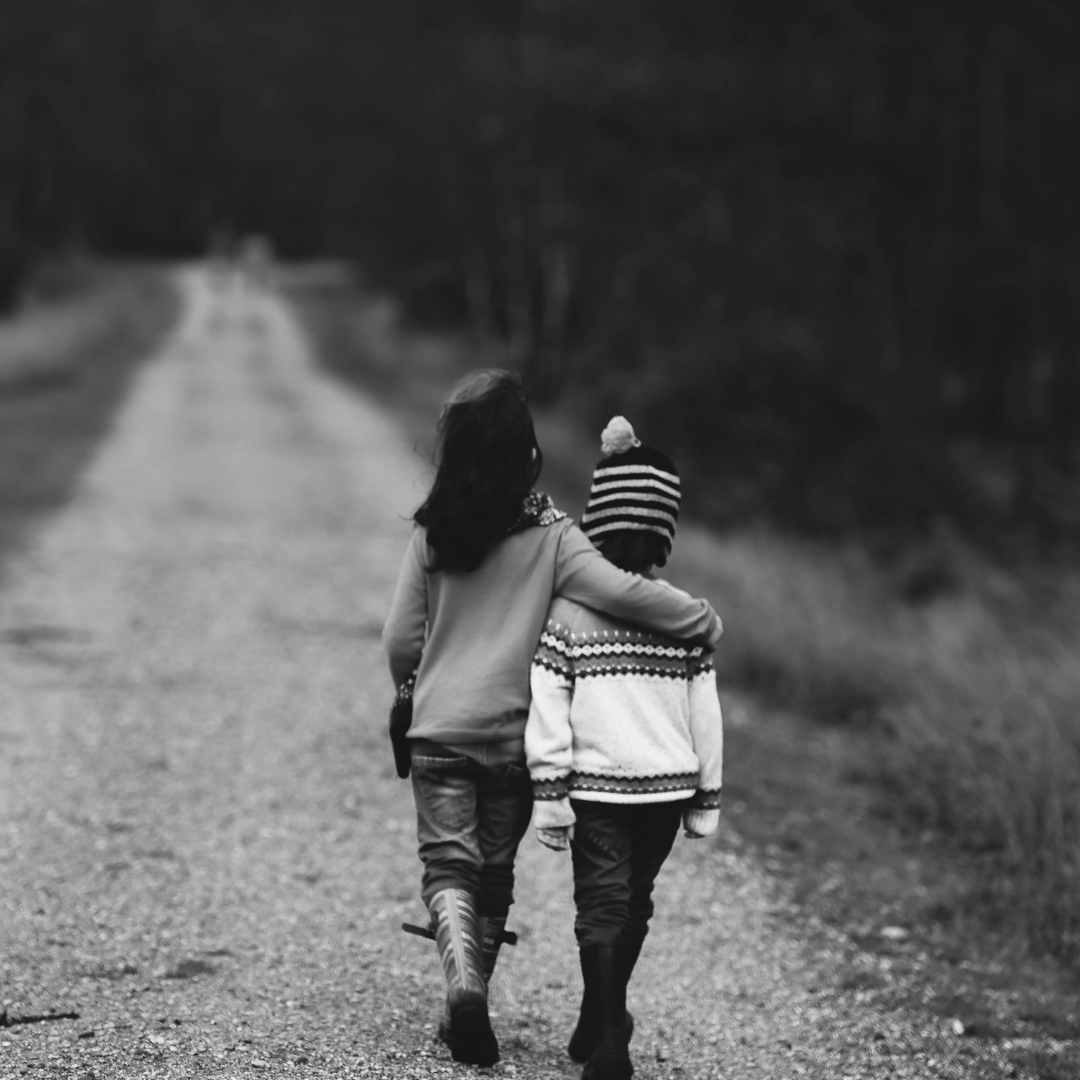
[569,799,684,958]
[411,743,533,919]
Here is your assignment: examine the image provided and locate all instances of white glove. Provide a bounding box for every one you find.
[683,807,720,839]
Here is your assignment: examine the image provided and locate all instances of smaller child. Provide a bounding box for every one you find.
[525,417,723,1080]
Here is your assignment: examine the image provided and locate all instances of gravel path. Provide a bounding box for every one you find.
[0,270,1013,1079]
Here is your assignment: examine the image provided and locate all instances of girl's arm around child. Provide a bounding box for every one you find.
[382,518,721,744]
[553,525,722,647]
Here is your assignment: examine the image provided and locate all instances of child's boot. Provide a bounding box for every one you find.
[437,913,511,1046]
[428,888,499,1066]
[567,940,635,1064]
[623,932,645,985]
[577,944,633,1080]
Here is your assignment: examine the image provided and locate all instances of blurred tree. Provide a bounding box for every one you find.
[1,0,1076,540]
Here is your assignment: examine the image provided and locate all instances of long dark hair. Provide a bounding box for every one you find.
[415,369,543,572]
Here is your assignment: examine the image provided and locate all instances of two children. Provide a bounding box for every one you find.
[382,372,722,1070]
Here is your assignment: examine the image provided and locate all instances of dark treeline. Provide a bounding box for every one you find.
[3,0,1078,545]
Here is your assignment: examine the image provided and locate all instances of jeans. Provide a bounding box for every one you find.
[570,799,685,952]
[410,742,533,919]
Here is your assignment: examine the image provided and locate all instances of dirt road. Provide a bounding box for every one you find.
[0,271,1009,1078]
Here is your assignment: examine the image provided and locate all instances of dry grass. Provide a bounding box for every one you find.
[666,526,1080,963]
[0,261,178,570]
[0,261,130,389]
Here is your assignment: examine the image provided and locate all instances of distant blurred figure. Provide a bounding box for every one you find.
[237,235,275,291]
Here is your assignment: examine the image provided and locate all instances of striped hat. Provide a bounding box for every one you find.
[580,417,681,551]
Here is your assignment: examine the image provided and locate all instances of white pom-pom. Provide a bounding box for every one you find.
[600,416,641,456]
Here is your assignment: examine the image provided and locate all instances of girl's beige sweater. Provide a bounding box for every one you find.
[382,517,721,746]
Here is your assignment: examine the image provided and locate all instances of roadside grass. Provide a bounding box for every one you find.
[289,275,1080,1044]
[0,261,178,572]
[669,526,1080,955]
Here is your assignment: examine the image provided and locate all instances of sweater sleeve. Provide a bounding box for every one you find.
[382,530,428,689]
[525,618,575,816]
[553,523,722,647]
[687,650,723,810]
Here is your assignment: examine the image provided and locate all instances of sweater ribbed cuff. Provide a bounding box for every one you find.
[690,787,722,811]
[683,807,720,837]
[534,797,576,830]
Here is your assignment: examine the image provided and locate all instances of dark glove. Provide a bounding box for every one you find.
[389,672,416,779]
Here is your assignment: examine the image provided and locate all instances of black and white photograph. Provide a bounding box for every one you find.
[1,3,1078,1078]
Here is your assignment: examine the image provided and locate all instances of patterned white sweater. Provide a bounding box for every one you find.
[526,590,723,833]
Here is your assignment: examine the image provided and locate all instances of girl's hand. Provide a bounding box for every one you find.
[536,825,573,851]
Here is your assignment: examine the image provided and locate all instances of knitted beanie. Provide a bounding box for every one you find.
[580,417,681,552]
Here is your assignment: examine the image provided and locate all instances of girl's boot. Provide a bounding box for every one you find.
[429,888,500,1066]
[578,944,633,1080]
[437,913,508,1046]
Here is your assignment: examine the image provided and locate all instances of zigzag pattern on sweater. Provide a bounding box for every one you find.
[688,653,715,678]
[576,660,692,681]
[571,770,700,797]
[534,634,574,678]
[537,624,703,657]
[528,602,724,808]
[532,769,701,800]
[534,622,713,684]
[576,640,698,659]
[533,774,720,803]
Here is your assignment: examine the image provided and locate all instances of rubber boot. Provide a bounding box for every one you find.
[428,889,499,1066]
[567,937,637,1064]
[437,913,509,1046]
[579,944,633,1080]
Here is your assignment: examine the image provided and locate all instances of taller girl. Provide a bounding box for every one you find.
[383,370,721,1066]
